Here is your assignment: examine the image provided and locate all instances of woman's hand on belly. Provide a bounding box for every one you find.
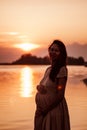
[37,85,47,94]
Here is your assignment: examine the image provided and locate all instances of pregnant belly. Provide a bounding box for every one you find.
[35,92,57,108]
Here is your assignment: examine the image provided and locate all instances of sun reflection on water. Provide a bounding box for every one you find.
[20,67,33,97]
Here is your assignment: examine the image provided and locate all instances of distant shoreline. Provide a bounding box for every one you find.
[0,53,87,66]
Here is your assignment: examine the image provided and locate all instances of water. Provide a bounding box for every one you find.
[0,65,87,130]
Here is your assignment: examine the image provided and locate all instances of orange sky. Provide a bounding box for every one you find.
[0,0,87,62]
[0,0,87,45]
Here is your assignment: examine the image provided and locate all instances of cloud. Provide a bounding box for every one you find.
[66,43,87,61]
[0,32,31,48]
[31,47,48,57]
[0,46,24,63]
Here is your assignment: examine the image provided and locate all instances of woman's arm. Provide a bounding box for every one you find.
[56,76,67,100]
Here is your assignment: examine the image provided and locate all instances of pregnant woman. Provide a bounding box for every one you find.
[34,39,70,130]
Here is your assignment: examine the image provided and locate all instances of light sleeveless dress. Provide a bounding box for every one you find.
[34,66,70,130]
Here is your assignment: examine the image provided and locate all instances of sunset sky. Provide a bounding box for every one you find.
[0,0,87,62]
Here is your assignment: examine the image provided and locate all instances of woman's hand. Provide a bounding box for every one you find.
[37,85,47,94]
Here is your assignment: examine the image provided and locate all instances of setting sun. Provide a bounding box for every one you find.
[14,43,40,51]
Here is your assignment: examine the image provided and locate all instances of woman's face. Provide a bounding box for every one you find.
[49,44,60,61]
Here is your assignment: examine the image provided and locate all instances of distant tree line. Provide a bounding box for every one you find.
[67,56,85,65]
[12,53,50,65]
[11,53,86,65]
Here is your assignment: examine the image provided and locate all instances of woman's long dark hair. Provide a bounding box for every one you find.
[48,40,67,82]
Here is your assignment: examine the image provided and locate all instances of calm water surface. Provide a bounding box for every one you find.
[0,65,87,130]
